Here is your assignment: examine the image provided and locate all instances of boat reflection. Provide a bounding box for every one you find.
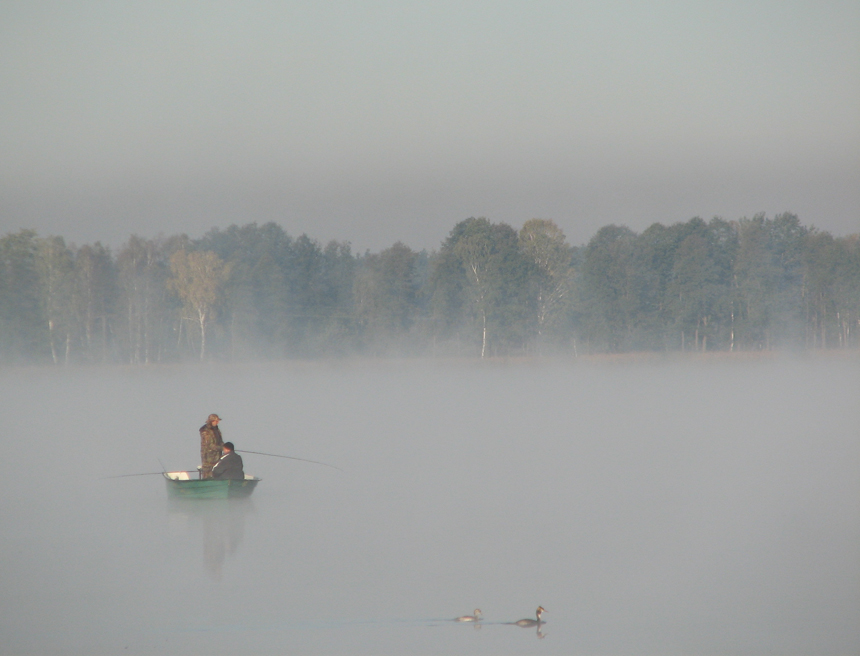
[167,497,253,581]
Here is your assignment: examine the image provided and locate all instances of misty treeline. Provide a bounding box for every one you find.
[1,213,858,364]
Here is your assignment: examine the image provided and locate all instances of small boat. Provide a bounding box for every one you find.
[163,471,261,499]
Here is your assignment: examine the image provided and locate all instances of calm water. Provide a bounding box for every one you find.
[1,356,858,655]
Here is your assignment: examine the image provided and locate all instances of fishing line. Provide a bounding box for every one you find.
[235,450,344,472]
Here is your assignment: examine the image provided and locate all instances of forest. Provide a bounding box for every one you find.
[0,212,858,364]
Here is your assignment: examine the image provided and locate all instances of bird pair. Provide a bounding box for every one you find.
[455,606,546,625]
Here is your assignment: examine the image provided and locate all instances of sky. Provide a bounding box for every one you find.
[1,1,858,252]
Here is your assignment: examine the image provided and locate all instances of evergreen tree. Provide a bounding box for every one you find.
[0,230,45,362]
[354,242,420,354]
[577,225,638,352]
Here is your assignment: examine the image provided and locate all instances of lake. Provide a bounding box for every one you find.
[1,355,858,655]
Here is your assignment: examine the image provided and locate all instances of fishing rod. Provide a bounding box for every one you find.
[104,452,343,478]
[102,458,176,479]
[235,450,344,472]
[101,471,196,479]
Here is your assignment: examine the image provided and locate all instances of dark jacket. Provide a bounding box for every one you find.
[211,451,244,481]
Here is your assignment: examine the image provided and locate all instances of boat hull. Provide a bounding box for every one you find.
[163,472,261,499]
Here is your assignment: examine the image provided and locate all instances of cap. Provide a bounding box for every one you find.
[208,413,221,422]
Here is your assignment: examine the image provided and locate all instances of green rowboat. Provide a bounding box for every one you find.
[163,471,261,499]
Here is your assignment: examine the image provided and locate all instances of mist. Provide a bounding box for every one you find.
[1,355,857,655]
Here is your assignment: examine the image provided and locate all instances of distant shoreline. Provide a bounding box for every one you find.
[1,348,857,374]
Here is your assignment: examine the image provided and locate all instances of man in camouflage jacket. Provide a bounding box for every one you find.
[199,414,224,479]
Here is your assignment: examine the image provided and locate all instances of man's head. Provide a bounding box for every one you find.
[222,442,234,453]
[207,413,221,426]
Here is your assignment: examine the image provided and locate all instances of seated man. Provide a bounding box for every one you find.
[211,442,245,481]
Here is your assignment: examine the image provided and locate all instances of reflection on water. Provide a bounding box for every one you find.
[518,623,546,640]
[168,498,253,581]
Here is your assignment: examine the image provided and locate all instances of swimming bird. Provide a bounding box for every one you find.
[512,606,546,627]
[455,609,482,622]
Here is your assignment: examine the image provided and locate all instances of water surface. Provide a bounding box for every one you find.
[1,356,858,655]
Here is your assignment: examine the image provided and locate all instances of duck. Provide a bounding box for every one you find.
[513,606,546,627]
[454,609,482,622]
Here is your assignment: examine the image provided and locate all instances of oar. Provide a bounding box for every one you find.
[235,450,344,472]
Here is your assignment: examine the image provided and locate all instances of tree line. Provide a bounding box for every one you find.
[0,213,857,364]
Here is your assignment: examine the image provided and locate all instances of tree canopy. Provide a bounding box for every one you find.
[0,214,856,364]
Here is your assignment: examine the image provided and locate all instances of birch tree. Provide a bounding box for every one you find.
[116,236,172,364]
[35,236,75,364]
[430,217,531,357]
[518,219,574,348]
[73,242,116,361]
[454,230,493,358]
[168,250,230,360]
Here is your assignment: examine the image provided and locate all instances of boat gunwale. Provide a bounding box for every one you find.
[162,471,260,482]
[162,472,261,499]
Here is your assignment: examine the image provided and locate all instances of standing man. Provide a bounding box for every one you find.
[199,413,224,479]
[212,442,245,480]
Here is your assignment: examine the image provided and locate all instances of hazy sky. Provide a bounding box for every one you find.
[1,1,858,251]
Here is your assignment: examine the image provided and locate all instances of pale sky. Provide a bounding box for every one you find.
[1,1,858,251]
